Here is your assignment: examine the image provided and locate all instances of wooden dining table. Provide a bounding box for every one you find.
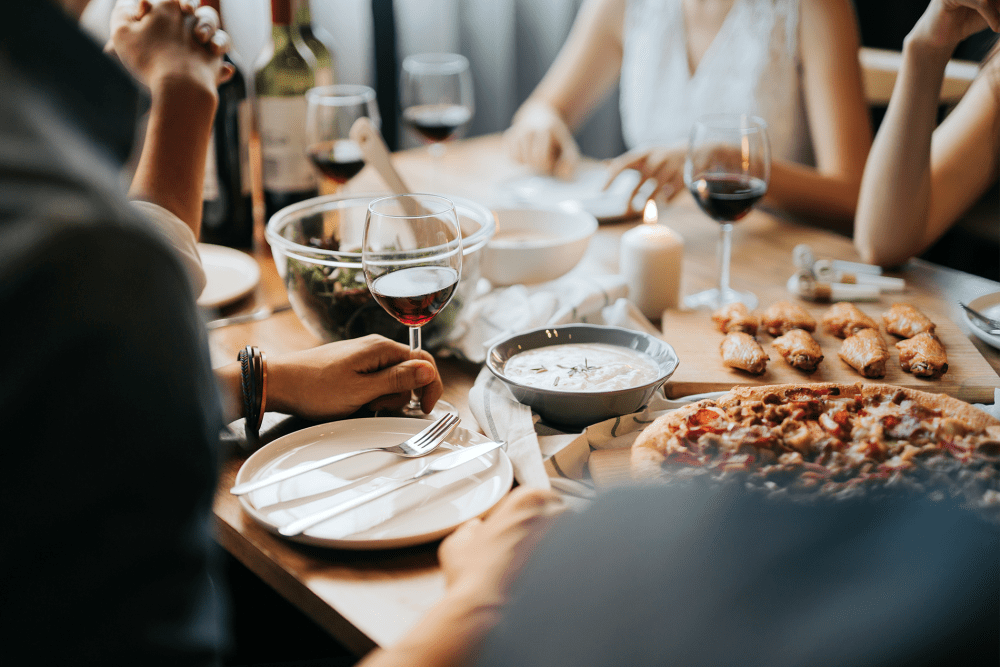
[208,134,1000,656]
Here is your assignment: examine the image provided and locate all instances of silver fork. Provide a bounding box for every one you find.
[230,413,460,495]
[960,302,1000,335]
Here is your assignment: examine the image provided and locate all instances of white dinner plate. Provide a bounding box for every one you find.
[235,418,514,550]
[196,243,260,309]
[498,166,654,222]
[965,292,1000,351]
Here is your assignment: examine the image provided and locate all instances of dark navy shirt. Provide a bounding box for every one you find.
[477,482,999,667]
[0,3,226,664]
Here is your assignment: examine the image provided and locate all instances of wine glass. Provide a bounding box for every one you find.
[362,194,462,419]
[400,53,474,167]
[305,85,380,192]
[683,114,770,310]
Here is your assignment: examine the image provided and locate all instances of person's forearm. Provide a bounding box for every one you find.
[854,39,952,266]
[765,159,862,232]
[130,74,217,236]
[357,585,504,667]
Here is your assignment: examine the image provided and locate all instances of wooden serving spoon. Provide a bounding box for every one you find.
[350,116,412,196]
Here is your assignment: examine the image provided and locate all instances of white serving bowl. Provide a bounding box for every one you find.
[486,324,680,427]
[482,204,598,286]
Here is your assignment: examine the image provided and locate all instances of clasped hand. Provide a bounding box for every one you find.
[109,0,234,92]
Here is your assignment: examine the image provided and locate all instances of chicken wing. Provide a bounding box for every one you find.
[882,303,936,338]
[838,328,889,378]
[771,328,824,373]
[896,332,948,378]
[760,300,816,336]
[712,302,759,335]
[821,301,877,338]
[720,332,769,375]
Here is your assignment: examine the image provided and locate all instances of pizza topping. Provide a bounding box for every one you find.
[632,383,1000,518]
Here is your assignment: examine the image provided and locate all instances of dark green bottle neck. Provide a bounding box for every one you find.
[271,23,295,51]
[295,0,314,25]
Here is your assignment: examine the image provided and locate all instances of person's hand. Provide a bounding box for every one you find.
[909,0,1000,53]
[438,487,567,603]
[504,102,581,179]
[265,335,445,421]
[604,144,687,216]
[110,0,233,93]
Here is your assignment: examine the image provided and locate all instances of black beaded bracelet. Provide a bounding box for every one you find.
[238,345,264,445]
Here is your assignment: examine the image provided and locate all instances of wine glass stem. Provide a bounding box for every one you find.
[718,223,733,296]
[408,325,423,411]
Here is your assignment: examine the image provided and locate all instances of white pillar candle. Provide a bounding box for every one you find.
[619,202,684,320]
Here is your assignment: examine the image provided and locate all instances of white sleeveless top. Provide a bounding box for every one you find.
[620,0,813,165]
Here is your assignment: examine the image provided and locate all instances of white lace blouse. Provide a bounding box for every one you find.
[619,0,813,165]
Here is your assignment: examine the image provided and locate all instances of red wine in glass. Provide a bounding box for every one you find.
[307,140,366,184]
[682,114,770,310]
[689,174,767,222]
[363,193,463,419]
[370,266,459,327]
[402,104,473,143]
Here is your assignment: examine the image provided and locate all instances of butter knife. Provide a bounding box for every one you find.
[960,302,1000,336]
[206,304,292,330]
[279,439,506,537]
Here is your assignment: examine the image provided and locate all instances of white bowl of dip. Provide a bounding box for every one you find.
[486,324,680,427]
[482,204,598,286]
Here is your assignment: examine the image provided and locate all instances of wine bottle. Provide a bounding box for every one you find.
[200,0,253,248]
[254,0,319,223]
[294,0,336,87]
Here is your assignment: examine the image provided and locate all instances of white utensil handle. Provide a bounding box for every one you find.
[853,273,905,291]
[279,476,421,536]
[230,448,378,496]
[832,259,882,275]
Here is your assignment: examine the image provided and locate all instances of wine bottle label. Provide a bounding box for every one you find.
[238,100,253,196]
[258,96,316,192]
[203,128,220,201]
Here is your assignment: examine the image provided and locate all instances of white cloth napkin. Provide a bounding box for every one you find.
[442,269,659,363]
[453,264,662,494]
[469,365,721,500]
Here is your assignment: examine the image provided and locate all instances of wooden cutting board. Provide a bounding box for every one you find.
[660,301,999,403]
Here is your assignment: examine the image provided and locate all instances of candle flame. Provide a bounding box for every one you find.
[643,199,658,225]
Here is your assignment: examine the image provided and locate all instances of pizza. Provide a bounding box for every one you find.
[632,383,1000,511]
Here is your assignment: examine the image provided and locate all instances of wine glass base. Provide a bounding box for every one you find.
[684,288,758,311]
[377,399,459,421]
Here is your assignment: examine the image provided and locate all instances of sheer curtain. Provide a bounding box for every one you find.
[81,0,624,159]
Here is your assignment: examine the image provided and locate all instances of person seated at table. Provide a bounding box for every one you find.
[0,1,443,663]
[504,0,872,230]
[359,482,998,667]
[855,0,1000,267]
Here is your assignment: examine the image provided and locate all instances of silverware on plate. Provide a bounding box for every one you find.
[278,439,506,537]
[206,304,292,330]
[230,413,460,495]
[960,302,1000,336]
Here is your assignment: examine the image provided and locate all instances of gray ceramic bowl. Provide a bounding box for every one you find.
[485,324,680,427]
